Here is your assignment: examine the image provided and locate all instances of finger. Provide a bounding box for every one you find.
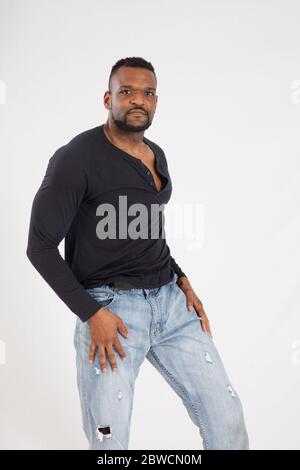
[203,318,209,333]
[117,319,129,338]
[89,341,97,364]
[206,320,213,338]
[200,315,207,332]
[98,344,107,372]
[201,315,212,337]
[186,293,194,311]
[194,301,205,320]
[106,343,118,372]
[197,308,207,333]
[201,308,212,336]
[113,336,126,361]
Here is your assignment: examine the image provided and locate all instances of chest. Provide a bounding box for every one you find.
[136,146,165,192]
[88,141,172,204]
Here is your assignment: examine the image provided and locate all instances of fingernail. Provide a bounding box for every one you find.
[188,306,193,311]
[103,368,107,373]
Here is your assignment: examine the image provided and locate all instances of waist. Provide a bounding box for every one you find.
[107,280,140,290]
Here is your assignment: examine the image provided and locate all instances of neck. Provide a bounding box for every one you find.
[104,119,146,151]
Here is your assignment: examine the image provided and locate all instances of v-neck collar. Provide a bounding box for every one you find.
[98,123,159,164]
[97,124,169,194]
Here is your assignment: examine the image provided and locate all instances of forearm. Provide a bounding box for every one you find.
[26,243,101,322]
[170,255,186,281]
[26,146,101,323]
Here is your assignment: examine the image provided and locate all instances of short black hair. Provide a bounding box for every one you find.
[108,56,156,91]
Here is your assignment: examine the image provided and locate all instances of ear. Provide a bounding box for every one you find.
[103,90,111,110]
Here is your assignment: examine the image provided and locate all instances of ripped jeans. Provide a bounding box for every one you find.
[73,272,249,450]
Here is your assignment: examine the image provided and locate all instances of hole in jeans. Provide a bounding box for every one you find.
[97,426,112,442]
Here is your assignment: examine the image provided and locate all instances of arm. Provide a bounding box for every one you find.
[170,255,188,286]
[170,255,186,279]
[170,255,212,336]
[26,146,101,323]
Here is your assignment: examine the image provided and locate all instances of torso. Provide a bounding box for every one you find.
[103,126,164,192]
[135,144,164,192]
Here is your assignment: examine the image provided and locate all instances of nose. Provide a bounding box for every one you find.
[129,90,145,106]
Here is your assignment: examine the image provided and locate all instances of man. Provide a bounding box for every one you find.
[26,56,249,450]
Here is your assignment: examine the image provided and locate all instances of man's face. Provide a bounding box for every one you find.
[104,66,158,132]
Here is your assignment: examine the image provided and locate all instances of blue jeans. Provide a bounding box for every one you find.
[73,272,249,450]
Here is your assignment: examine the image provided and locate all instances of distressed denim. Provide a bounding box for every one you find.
[73,272,249,450]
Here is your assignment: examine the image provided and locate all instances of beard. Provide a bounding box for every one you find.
[112,110,152,132]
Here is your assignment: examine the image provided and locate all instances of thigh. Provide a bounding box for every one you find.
[146,282,248,446]
[74,288,153,448]
[75,287,152,405]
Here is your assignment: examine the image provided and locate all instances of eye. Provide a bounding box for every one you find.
[119,90,155,96]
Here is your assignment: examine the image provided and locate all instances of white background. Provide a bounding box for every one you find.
[0,0,299,449]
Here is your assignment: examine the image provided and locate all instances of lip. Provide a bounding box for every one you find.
[128,110,146,115]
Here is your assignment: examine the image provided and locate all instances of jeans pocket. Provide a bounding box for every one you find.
[86,287,117,310]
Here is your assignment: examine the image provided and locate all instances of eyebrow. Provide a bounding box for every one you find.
[119,85,156,91]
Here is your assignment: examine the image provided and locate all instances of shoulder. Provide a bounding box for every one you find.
[65,125,100,150]
[143,135,164,154]
[49,125,100,169]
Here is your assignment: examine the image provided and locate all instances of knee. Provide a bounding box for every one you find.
[90,424,127,450]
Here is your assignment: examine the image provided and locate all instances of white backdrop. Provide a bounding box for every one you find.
[0,0,299,449]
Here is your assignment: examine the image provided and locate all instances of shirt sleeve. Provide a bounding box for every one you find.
[26,145,102,322]
[170,256,186,279]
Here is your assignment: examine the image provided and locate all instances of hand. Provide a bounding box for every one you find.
[177,276,212,337]
[87,307,129,372]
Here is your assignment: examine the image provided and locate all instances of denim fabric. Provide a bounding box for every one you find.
[73,272,249,450]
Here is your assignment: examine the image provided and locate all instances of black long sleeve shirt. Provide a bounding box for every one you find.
[26,124,186,322]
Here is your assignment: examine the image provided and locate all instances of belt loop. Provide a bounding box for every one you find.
[142,288,147,299]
